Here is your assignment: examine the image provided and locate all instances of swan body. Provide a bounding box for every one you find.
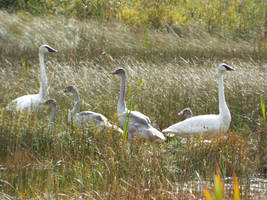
[110,68,166,141]
[72,110,121,131]
[10,94,42,112]
[120,110,164,140]
[8,45,57,112]
[64,86,122,133]
[163,63,235,136]
[166,114,222,136]
[167,108,193,138]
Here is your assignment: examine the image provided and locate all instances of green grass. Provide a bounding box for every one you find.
[0,11,266,199]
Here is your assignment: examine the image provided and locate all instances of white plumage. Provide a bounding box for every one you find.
[7,45,57,112]
[110,68,166,141]
[163,63,235,136]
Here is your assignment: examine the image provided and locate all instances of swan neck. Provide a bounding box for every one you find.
[118,73,126,114]
[71,89,80,116]
[39,52,49,101]
[218,72,229,115]
[50,105,56,124]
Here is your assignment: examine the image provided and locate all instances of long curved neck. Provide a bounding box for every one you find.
[39,52,49,101]
[218,72,229,116]
[71,89,80,116]
[49,105,56,124]
[117,73,126,114]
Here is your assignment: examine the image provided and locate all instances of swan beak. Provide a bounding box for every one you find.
[109,71,116,75]
[63,89,68,93]
[225,65,235,71]
[178,111,184,116]
[48,47,57,53]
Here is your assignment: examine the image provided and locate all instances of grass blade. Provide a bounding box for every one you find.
[260,96,266,123]
[233,173,241,200]
[204,188,212,200]
[214,174,223,200]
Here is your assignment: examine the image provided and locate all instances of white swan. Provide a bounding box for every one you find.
[8,45,57,112]
[163,63,235,136]
[110,68,166,141]
[42,99,57,128]
[64,85,123,133]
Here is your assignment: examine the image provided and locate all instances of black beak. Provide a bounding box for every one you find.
[225,65,235,71]
[47,47,58,53]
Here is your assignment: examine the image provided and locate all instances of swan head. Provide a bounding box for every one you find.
[42,99,56,107]
[178,108,192,118]
[39,45,57,54]
[218,63,235,72]
[110,68,126,76]
[63,85,77,93]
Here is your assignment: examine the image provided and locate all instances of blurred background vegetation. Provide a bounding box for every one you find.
[1,0,266,35]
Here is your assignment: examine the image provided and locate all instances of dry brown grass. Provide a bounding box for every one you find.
[0,11,266,199]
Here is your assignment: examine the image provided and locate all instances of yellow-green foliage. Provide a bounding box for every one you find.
[8,0,265,33]
[118,1,187,28]
[204,172,241,200]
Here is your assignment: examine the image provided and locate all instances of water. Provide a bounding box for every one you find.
[176,176,267,199]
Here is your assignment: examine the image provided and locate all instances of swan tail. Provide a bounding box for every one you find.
[162,127,178,135]
[105,122,123,134]
[165,133,177,138]
[149,127,166,141]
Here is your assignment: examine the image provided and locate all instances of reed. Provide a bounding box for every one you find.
[0,11,266,199]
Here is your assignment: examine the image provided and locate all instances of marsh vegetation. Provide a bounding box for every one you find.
[0,1,266,198]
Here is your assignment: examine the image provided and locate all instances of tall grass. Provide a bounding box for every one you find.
[0,11,266,199]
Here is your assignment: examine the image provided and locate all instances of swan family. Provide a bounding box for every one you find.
[7,45,235,141]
